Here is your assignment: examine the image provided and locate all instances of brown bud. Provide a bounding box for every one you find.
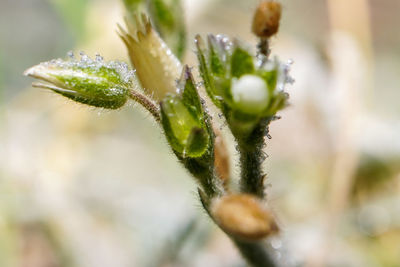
[214,128,230,187]
[252,1,282,38]
[211,194,279,241]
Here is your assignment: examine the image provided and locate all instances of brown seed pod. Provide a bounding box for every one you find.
[252,1,282,38]
[211,194,279,241]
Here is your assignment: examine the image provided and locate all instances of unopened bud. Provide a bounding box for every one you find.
[252,1,281,38]
[160,66,210,158]
[24,53,134,109]
[118,14,181,100]
[231,74,270,114]
[211,194,278,241]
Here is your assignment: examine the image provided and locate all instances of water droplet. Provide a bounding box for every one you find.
[272,115,281,121]
[67,51,75,59]
[95,53,104,62]
[270,237,282,249]
[260,151,268,162]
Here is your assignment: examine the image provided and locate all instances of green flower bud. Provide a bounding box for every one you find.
[160,66,210,158]
[24,53,134,109]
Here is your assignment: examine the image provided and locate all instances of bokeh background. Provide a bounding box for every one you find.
[1,0,400,266]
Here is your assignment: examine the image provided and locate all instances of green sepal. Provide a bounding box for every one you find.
[50,84,128,109]
[229,109,260,137]
[185,127,210,157]
[230,46,255,78]
[207,35,227,77]
[180,65,203,119]
[263,91,289,116]
[160,66,211,158]
[258,69,278,94]
[195,35,223,108]
[148,0,186,59]
[122,0,145,15]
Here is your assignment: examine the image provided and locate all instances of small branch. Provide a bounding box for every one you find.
[257,38,270,67]
[129,90,161,123]
[239,143,265,197]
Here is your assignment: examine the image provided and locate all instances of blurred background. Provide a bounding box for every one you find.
[0,0,400,266]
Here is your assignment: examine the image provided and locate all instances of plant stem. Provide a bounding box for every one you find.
[238,119,269,198]
[129,90,161,122]
[233,238,276,267]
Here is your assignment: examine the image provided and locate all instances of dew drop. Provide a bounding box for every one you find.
[67,51,75,59]
[95,53,104,63]
[260,151,268,162]
[270,237,282,249]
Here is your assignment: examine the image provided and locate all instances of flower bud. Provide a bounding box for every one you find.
[211,194,279,241]
[252,1,282,38]
[160,66,211,158]
[24,53,134,109]
[231,74,270,115]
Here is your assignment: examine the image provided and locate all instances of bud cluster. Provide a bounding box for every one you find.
[195,34,291,137]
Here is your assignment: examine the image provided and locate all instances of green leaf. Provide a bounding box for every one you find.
[230,47,255,78]
[24,53,134,109]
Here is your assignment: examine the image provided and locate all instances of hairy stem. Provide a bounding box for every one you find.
[183,157,220,197]
[129,90,161,122]
[238,119,269,198]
